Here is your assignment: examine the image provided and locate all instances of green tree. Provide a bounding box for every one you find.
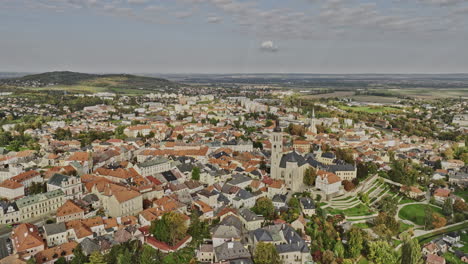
[55,257,67,264]
[252,197,276,220]
[70,245,88,264]
[86,252,107,264]
[116,249,131,264]
[139,245,160,264]
[442,198,453,217]
[333,240,345,259]
[303,167,317,186]
[367,241,399,264]
[253,242,281,264]
[191,167,200,181]
[401,235,423,264]
[424,206,434,230]
[150,212,188,246]
[346,228,363,259]
[321,250,336,264]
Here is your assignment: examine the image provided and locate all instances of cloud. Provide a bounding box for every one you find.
[127,0,148,4]
[174,11,193,19]
[207,16,222,23]
[260,41,278,52]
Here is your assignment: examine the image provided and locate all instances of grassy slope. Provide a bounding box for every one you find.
[0,71,180,94]
[398,204,443,226]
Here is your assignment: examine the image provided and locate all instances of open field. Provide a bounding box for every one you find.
[398,204,443,226]
[301,87,468,103]
[339,105,402,113]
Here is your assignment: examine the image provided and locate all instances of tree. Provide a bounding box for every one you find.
[346,228,363,258]
[424,206,434,230]
[253,242,281,264]
[177,134,183,140]
[191,167,200,181]
[55,257,67,264]
[333,240,345,259]
[432,214,447,229]
[139,245,160,264]
[442,198,453,216]
[116,249,131,264]
[321,250,336,264]
[377,195,399,216]
[303,167,317,186]
[150,212,188,246]
[70,245,87,264]
[367,241,399,264]
[342,180,355,192]
[252,197,276,220]
[454,199,468,213]
[86,252,106,264]
[401,235,423,264]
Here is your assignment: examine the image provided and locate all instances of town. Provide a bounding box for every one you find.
[0,80,466,264]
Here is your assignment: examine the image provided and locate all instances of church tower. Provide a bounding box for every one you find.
[309,108,318,134]
[270,120,283,179]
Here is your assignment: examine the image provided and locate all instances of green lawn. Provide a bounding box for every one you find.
[443,252,464,264]
[398,197,416,204]
[460,231,468,252]
[398,204,443,226]
[399,222,414,233]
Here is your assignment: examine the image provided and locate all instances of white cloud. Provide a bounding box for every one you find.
[128,0,148,4]
[260,41,278,52]
[207,16,222,23]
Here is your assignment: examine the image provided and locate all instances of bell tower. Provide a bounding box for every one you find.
[270,120,283,179]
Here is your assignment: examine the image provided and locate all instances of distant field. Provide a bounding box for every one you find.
[301,87,468,103]
[339,105,402,113]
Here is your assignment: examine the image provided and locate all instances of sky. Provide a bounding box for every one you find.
[1,0,468,74]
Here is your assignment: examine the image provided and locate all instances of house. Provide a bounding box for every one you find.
[34,241,77,264]
[239,208,264,231]
[315,170,341,196]
[272,194,287,209]
[299,197,315,217]
[43,223,70,247]
[196,244,214,263]
[0,179,24,200]
[250,224,312,264]
[434,188,451,203]
[47,173,83,200]
[93,183,142,217]
[212,224,242,247]
[214,241,251,263]
[0,201,20,225]
[56,200,85,223]
[400,186,425,199]
[232,189,256,209]
[134,157,172,177]
[10,170,41,188]
[10,223,45,258]
[426,253,446,264]
[16,189,65,222]
[146,235,192,254]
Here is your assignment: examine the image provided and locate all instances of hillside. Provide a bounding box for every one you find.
[0,71,181,93]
